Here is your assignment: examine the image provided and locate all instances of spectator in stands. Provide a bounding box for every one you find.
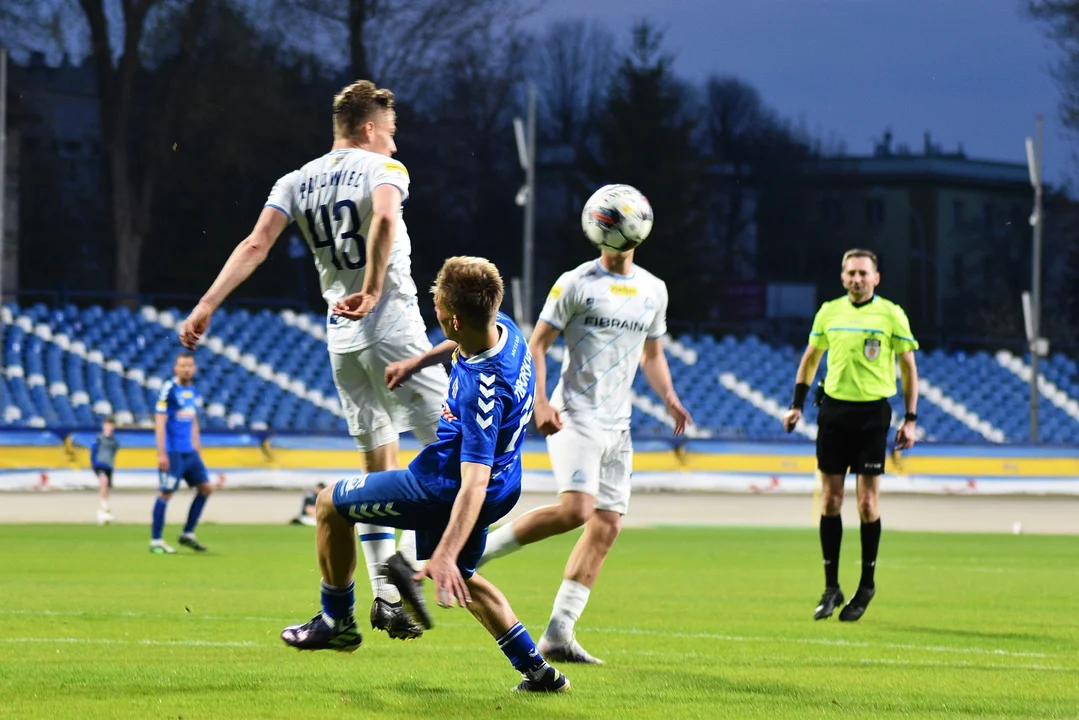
[91,416,119,525]
[782,248,920,623]
[291,482,327,527]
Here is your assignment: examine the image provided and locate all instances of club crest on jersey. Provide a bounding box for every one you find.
[440,401,458,423]
[863,338,881,361]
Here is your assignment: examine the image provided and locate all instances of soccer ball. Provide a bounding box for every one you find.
[581,184,654,251]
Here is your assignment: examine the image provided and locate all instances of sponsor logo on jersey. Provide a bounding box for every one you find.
[570,469,587,485]
[864,338,881,361]
[609,284,638,296]
[451,378,459,399]
[583,316,649,332]
[548,286,562,299]
[176,408,197,420]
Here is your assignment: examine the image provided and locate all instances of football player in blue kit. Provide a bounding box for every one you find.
[280,257,570,693]
[150,352,212,554]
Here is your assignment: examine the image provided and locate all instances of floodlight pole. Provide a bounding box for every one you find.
[513,83,537,330]
[0,47,7,407]
[1026,117,1044,443]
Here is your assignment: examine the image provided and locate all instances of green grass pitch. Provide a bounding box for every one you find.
[1,524,1076,719]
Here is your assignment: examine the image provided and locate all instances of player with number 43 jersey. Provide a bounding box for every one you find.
[179,80,447,641]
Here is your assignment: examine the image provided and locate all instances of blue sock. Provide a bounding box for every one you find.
[183,493,207,535]
[497,622,548,678]
[320,580,355,625]
[151,497,168,540]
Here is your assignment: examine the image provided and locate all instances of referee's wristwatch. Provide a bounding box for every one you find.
[903,412,918,423]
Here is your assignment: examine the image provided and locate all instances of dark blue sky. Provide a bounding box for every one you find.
[527,0,1069,186]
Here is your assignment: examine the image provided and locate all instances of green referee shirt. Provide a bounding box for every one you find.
[809,295,919,402]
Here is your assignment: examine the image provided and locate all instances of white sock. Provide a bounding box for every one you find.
[480,523,521,566]
[358,524,400,603]
[397,530,418,566]
[544,580,591,645]
[100,500,109,511]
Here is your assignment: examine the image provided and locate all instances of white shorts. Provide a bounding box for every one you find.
[546,423,634,515]
[330,324,448,451]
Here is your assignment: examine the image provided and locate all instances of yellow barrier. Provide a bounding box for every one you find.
[3,445,1076,478]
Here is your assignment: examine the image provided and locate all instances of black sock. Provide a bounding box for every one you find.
[820,514,843,588]
[859,518,882,589]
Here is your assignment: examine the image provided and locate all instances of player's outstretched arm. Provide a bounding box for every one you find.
[334,185,402,321]
[641,337,692,435]
[528,321,563,436]
[783,345,825,433]
[417,461,491,607]
[178,207,290,349]
[385,339,458,390]
[895,350,919,450]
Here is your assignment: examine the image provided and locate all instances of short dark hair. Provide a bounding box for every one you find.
[176,351,195,361]
[102,415,115,425]
[842,248,878,270]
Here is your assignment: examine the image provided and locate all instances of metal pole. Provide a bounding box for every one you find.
[0,46,7,409]
[1029,116,1044,443]
[522,83,536,329]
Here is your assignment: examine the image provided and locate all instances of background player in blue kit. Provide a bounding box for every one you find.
[280,257,570,693]
[150,352,213,554]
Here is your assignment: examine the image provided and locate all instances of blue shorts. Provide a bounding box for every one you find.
[331,469,520,579]
[159,451,209,493]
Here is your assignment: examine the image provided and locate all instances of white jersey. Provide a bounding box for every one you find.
[539,260,668,431]
[265,148,418,353]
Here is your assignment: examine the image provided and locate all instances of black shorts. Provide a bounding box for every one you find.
[815,396,892,476]
[93,467,113,487]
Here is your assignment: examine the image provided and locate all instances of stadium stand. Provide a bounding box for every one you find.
[2,302,1078,443]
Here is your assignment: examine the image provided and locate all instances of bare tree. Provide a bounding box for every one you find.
[531,19,616,148]
[268,0,538,101]
[5,0,213,298]
[78,0,213,299]
[1027,1,1079,137]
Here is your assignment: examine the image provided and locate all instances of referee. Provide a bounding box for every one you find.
[782,249,919,622]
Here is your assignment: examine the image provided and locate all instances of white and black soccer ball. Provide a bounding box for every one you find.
[581,184,654,251]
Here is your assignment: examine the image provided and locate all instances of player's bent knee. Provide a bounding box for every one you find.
[197,483,213,497]
[590,511,622,549]
[315,485,343,522]
[558,493,595,529]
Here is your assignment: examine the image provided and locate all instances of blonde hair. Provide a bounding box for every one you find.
[841,248,878,270]
[332,80,395,139]
[431,257,504,328]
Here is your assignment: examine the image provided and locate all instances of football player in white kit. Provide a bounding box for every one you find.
[178,80,445,640]
[480,244,692,663]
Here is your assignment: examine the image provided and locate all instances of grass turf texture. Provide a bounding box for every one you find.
[0,524,1077,719]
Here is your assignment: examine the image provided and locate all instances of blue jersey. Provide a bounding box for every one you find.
[409,312,535,504]
[155,379,201,453]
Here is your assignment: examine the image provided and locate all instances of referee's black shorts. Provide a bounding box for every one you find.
[815,395,892,476]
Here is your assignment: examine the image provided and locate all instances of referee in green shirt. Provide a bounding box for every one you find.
[782,249,919,622]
